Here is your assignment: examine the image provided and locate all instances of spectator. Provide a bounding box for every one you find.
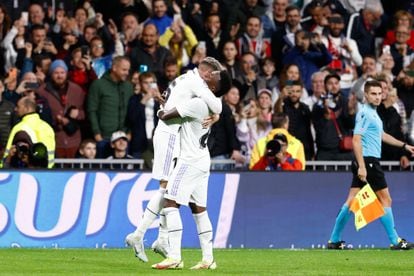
[0,77,16,154]
[1,14,22,74]
[68,47,97,92]
[251,133,302,170]
[199,13,231,60]
[77,138,97,159]
[261,0,288,38]
[250,112,305,169]
[125,72,160,168]
[208,98,245,170]
[128,23,172,76]
[377,52,396,81]
[159,16,198,71]
[376,75,409,167]
[107,130,134,169]
[33,54,52,84]
[394,61,414,118]
[156,57,179,92]
[2,96,55,168]
[235,52,266,101]
[257,88,273,123]
[260,57,279,101]
[312,73,356,160]
[271,5,302,74]
[226,0,266,38]
[278,63,309,102]
[221,41,242,80]
[303,71,328,111]
[283,30,332,92]
[389,25,414,76]
[119,12,142,53]
[348,0,384,57]
[282,80,314,160]
[235,15,271,60]
[28,3,46,26]
[146,0,173,36]
[8,72,53,126]
[88,56,134,158]
[383,10,414,50]
[351,55,378,103]
[112,0,149,28]
[130,71,141,94]
[321,14,362,93]
[37,59,85,158]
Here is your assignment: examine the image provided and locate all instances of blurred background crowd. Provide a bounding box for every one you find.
[0,0,413,170]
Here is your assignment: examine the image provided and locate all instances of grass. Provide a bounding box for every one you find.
[0,248,413,275]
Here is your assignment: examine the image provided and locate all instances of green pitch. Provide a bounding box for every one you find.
[0,248,413,275]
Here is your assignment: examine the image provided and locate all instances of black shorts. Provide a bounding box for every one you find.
[351,157,387,191]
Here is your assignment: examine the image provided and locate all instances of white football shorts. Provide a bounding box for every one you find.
[164,160,209,207]
[152,128,180,181]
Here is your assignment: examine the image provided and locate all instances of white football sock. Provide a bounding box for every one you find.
[134,188,165,237]
[164,207,182,260]
[157,209,169,245]
[193,211,214,262]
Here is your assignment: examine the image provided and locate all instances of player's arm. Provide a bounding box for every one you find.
[382,132,414,155]
[194,85,222,114]
[353,134,367,182]
[157,108,181,120]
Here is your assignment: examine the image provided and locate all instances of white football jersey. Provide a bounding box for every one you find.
[176,97,217,171]
[156,68,222,134]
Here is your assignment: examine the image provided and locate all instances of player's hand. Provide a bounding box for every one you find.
[357,167,367,183]
[403,144,414,156]
[202,114,220,128]
[154,90,165,106]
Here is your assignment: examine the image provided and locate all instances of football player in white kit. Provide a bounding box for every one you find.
[126,57,224,262]
[152,70,232,270]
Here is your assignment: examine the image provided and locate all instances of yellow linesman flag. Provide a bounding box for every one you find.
[349,183,385,231]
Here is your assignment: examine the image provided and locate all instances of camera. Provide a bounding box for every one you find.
[16,142,30,156]
[320,93,337,109]
[266,140,281,157]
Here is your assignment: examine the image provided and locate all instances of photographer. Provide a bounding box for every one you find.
[251,133,302,171]
[2,96,55,168]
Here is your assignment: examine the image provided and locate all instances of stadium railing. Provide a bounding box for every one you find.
[54,159,413,171]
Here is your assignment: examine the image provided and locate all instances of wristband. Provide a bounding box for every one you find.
[402,143,406,150]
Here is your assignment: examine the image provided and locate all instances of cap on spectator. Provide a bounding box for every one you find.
[273,133,288,143]
[324,73,341,84]
[12,130,33,146]
[111,131,128,143]
[49,59,68,75]
[257,88,272,98]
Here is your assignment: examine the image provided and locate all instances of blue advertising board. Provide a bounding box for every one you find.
[0,171,413,249]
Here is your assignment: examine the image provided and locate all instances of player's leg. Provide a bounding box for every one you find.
[328,187,359,248]
[126,131,178,261]
[152,198,184,269]
[189,172,216,270]
[153,162,195,269]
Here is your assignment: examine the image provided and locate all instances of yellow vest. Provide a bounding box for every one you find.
[249,128,306,170]
[3,113,55,168]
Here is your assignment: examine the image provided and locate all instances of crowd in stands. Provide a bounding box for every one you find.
[0,0,414,170]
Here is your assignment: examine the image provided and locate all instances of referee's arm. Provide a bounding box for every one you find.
[382,132,414,156]
[353,134,366,181]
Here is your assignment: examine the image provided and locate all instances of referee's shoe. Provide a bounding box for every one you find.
[390,238,414,250]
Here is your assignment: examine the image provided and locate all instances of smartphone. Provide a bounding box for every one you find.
[149,83,158,89]
[198,41,206,49]
[382,45,391,55]
[24,82,40,90]
[81,45,89,57]
[139,64,148,73]
[21,12,29,26]
[243,103,251,112]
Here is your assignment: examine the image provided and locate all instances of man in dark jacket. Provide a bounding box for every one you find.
[88,56,134,158]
